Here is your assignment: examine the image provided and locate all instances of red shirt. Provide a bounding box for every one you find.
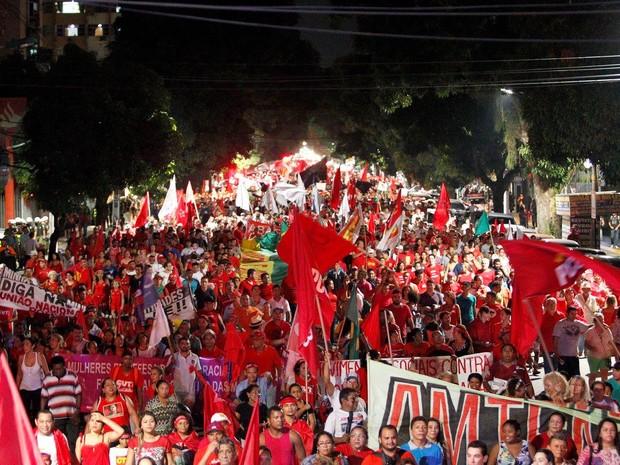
[110,366,144,408]
[243,344,284,379]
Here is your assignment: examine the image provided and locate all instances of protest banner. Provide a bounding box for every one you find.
[143,285,196,321]
[0,265,85,317]
[246,219,271,238]
[368,360,612,462]
[63,354,224,412]
[324,354,492,391]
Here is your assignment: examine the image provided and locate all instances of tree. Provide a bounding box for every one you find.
[18,44,182,251]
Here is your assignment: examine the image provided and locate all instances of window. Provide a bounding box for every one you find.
[65,24,78,36]
[60,1,81,14]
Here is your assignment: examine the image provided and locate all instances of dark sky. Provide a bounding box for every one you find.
[296,0,355,66]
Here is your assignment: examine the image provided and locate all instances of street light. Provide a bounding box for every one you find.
[584,159,598,248]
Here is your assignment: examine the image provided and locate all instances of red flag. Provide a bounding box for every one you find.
[502,239,620,297]
[222,323,246,385]
[176,192,188,229]
[509,286,546,356]
[238,397,260,465]
[503,239,620,355]
[91,228,104,258]
[193,366,239,437]
[75,310,89,339]
[361,163,369,182]
[330,167,342,210]
[347,178,357,210]
[493,218,499,234]
[0,353,44,465]
[361,299,382,351]
[285,213,323,374]
[499,220,507,235]
[432,183,451,231]
[277,213,357,275]
[134,192,150,228]
[368,212,377,239]
[169,265,183,289]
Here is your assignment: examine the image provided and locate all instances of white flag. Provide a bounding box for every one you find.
[311,184,322,214]
[149,300,171,348]
[338,192,350,221]
[235,177,251,211]
[158,175,177,222]
[261,187,279,214]
[186,180,198,217]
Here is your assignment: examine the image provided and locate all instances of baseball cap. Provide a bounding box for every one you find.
[613,362,620,370]
[346,372,360,382]
[206,421,225,433]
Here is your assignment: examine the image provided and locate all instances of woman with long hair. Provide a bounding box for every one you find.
[127,411,173,465]
[427,418,452,465]
[76,411,125,465]
[566,375,590,410]
[450,325,473,357]
[576,418,620,464]
[15,337,49,423]
[301,432,349,465]
[146,380,179,436]
[541,372,569,406]
[45,333,69,362]
[234,384,268,440]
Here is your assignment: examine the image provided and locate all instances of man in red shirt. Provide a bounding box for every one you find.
[361,425,414,465]
[110,351,144,410]
[280,396,314,455]
[244,330,284,407]
[259,272,274,301]
[240,268,257,296]
[264,307,291,355]
[468,306,493,353]
[385,289,413,339]
[540,297,565,373]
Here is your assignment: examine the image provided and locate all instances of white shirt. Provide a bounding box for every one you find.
[36,432,59,465]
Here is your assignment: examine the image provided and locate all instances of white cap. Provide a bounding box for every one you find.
[210,412,230,423]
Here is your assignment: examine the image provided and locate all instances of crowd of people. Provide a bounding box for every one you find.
[2,166,620,465]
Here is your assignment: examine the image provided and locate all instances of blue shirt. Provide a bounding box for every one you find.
[401,441,443,465]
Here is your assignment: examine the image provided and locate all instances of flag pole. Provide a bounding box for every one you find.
[524,298,552,373]
[383,311,394,365]
[315,294,331,362]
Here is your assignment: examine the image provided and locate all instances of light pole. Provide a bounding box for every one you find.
[584,159,598,248]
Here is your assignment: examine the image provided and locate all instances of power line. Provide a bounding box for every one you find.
[84,0,620,16]
[93,3,620,44]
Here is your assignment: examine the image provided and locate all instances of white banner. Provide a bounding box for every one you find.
[143,285,195,321]
[0,265,85,317]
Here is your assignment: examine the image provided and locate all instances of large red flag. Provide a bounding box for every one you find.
[432,183,451,231]
[501,239,620,297]
[330,167,342,210]
[281,214,325,374]
[238,398,260,465]
[361,299,382,351]
[0,353,44,465]
[502,239,620,355]
[134,192,150,228]
[278,213,357,275]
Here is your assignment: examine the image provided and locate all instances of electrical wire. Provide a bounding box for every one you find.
[83,2,620,44]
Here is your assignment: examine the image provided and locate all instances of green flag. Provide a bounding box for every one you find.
[475,211,491,236]
[346,289,360,359]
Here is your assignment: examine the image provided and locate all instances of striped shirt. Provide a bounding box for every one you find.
[41,369,82,420]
